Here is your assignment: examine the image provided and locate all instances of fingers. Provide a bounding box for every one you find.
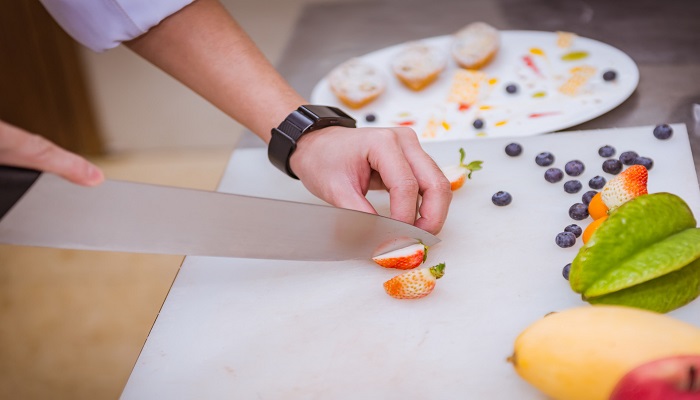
[291,125,451,234]
[365,129,421,226]
[391,128,452,234]
[0,121,104,186]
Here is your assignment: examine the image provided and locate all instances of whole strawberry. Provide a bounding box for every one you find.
[372,243,427,270]
[601,164,648,211]
[383,263,446,299]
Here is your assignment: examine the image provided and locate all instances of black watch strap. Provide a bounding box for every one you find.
[268,105,356,179]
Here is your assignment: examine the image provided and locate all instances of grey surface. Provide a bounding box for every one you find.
[240,0,700,180]
[0,173,437,260]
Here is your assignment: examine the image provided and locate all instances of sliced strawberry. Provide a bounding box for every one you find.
[601,164,648,210]
[372,243,427,270]
[383,263,446,299]
[441,148,483,191]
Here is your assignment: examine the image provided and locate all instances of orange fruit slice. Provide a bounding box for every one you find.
[588,192,609,220]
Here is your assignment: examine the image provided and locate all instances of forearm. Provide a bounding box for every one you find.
[125,0,305,143]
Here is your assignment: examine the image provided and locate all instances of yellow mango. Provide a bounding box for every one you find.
[509,306,700,400]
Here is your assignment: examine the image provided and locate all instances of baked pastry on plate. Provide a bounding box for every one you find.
[451,22,500,69]
[328,58,386,108]
[391,42,447,91]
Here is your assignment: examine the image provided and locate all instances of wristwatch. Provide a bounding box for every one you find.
[268,105,356,179]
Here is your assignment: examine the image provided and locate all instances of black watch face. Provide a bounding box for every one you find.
[302,105,349,120]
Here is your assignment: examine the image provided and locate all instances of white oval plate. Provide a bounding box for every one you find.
[311,30,639,142]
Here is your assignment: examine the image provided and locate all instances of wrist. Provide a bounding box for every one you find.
[267,105,356,179]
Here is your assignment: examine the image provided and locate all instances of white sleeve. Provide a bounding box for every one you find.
[40,0,195,52]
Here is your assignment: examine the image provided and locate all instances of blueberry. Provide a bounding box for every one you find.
[473,118,484,129]
[565,160,585,176]
[562,263,572,280]
[564,180,583,194]
[653,124,673,140]
[535,151,555,166]
[556,232,577,248]
[569,203,589,220]
[589,175,606,189]
[492,191,512,206]
[544,168,564,183]
[633,156,654,170]
[598,145,616,158]
[582,190,597,205]
[619,151,639,165]
[365,113,377,123]
[602,159,623,175]
[505,142,523,157]
[564,224,582,238]
[602,70,617,81]
[505,84,518,94]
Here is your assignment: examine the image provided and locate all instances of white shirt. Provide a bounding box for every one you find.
[40,0,195,52]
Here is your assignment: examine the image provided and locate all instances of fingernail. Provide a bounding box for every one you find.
[86,164,104,185]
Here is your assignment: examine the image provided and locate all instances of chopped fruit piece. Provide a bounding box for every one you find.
[545,168,564,183]
[523,55,544,77]
[505,142,523,157]
[602,159,623,175]
[492,191,512,206]
[536,152,555,166]
[589,175,606,190]
[582,215,608,244]
[633,156,654,170]
[562,263,572,280]
[441,148,483,191]
[569,203,589,221]
[565,224,583,238]
[598,145,616,158]
[556,232,577,248]
[619,151,639,165]
[473,118,484,129]
[384,263,445,299]
[365,113,377,122]
[582,190,597,206]
[565,160,585,176]
[561,51,589,61]
[601,164,649,211]
[602,70,617,81]
[372,243,427,270]
[564,180,583,194]
[505,84,518,94]
[653,124,673,140]
[588,192,609,220]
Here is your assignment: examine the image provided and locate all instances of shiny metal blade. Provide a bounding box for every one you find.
[0,174,439,260]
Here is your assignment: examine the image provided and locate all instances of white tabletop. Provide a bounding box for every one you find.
[121,124,700,399]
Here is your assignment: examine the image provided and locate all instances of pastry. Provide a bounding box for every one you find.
[451,22,500,69]
[390,42,447,91]
[328,59,386,109]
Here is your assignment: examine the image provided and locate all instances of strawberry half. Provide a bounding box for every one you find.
[441,148,483,191]
[383,263,446,299]
[601,164,648,210]
[372,243,427,270]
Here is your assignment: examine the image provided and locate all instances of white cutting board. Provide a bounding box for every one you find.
[122,124,700,399]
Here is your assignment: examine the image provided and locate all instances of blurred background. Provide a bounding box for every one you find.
[0,0,370,398]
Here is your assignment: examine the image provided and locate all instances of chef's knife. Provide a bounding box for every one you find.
[0,166,439,261]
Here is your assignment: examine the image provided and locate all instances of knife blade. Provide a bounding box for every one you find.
[0,166,439,261]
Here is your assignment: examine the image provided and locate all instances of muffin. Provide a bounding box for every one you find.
[391,42,447,91]
[328,59,386,109]
[451,22,500,69]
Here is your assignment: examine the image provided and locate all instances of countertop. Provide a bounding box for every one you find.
[237,0,700,179]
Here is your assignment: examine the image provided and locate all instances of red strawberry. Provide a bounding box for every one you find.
[372,243,427,270]
[442,148,483,191]
[383,263,446,299]
[601,164,648,210]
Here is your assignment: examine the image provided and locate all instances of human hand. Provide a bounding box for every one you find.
[0,119,104,186]
[289,126,452,234]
